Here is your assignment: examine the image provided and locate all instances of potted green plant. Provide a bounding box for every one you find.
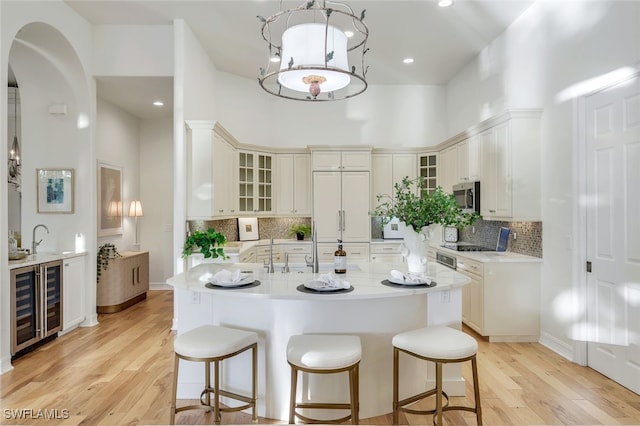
[182,228,229,259]
[97,243,121,283]
[289,223,312,240]
[372,176,479,273]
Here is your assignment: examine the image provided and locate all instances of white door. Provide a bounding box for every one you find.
[586,73,640,394]
[313,171,342,242]
[341,172,370,242]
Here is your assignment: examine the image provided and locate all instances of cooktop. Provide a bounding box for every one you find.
[441,243,494,252]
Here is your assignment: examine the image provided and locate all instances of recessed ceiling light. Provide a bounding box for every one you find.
[438,0,453,7]
[270,56,280,63]
[344,30,354,38]
[403,58,414,64]
[152,101,164,107]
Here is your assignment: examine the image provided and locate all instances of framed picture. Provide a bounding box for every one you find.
[98,161,123,236]
[238,217,259,241]
[36,168,74,213]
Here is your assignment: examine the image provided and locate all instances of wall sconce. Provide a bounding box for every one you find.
[129,200,143,248]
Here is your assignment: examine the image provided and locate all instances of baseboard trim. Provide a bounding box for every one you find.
[539,330,575,362]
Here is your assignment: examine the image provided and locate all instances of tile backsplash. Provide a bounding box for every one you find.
[372,217,542,258]
[187,217,312,242]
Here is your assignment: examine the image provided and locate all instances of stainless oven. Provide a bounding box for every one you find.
[452,181,480,215]
[436,251,457,270]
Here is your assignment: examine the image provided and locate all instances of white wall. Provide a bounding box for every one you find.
[1,0,95,374]
[214,71,448,148]
[93,25,173,76]
[445,0,640,359]
[140,117,174,286]
[96,98,141,251]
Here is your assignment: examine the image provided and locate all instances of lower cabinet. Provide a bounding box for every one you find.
[279,243,311,264]
[10,260,63,357]
[62,255,86,332]
[370,242,404,263]
[317,243,370,264]
[458,255,540,342]
[97,251,149,314]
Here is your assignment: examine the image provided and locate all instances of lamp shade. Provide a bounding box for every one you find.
[129,200,143,217]
[278,23,351,93]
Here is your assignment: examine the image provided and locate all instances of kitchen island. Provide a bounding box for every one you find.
[167,261,470,420]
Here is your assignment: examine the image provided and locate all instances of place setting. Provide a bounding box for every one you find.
[297,272,354,294]
[203,269,261,290]
[381,270,437,289]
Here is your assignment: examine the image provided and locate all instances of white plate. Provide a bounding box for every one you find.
[304,280,350,291]
[388,276,430,286]
[210,276,253,287]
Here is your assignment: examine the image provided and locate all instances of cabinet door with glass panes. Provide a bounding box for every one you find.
[419,153,438,196]
[238,151,273,214]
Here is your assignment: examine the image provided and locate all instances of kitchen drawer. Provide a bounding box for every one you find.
[316,243,370,263]
[280,244,311,264]
[456,256,483,277]
[370,243,402,254]
[239,248,256,263]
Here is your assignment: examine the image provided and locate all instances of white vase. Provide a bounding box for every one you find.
[400,223,437,274]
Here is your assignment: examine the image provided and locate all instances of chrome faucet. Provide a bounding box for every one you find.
[263,238,275,273]
[281,252,290,273]
[32,224,50,255]
[305,223,319,273]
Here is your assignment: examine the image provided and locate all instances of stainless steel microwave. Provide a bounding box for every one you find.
[452,181,480,214]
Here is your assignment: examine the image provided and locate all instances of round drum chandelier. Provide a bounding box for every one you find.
[258,0,369,101]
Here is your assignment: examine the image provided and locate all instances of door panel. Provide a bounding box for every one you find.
[586,73,640,394]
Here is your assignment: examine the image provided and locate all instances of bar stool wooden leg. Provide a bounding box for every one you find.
[170,355,179,425]
[435,362,443,426]
[252,344,258,423]
[288,365,298,424]
[472,357,482,425]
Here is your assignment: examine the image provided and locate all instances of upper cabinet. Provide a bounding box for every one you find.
[275,153,311,215]
[311,149,371,171]
[480,110,542,221]
[371,153,417,210]
[186,121,237,219]
[418,153,438,196]
[438,145,458,194]
[238,151,273,215]
[457,136,481,184]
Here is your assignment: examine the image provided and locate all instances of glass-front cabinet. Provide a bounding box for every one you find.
[419,154,438,196]
[239,151,273,214]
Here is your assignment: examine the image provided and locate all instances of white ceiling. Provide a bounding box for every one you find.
[64,0,535,119]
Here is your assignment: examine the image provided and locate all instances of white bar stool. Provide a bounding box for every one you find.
[392,326,482,425]
[170,325,258,425]
[287,334,361,424]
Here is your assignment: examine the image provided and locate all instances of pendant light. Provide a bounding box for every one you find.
[258,0,369,101]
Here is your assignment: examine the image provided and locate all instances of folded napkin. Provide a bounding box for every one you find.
[305,272,351,291]
[390,270,431,285]
[210,269,248,286]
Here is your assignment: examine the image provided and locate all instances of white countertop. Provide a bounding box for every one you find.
[167,261,469,300]
[8,251,88,269]
[433,244,542,263]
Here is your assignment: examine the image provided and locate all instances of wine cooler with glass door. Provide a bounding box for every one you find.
[10,260,63,358]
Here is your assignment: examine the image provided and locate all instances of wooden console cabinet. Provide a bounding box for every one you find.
[97,251,149,313]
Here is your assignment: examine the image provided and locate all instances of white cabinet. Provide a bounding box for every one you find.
[313,171,370,243]
[370,242,404,263]
[457,254,540,342]
[280,243,311,264]
[317,243,370,263]
[371,153,417,209]
[238,151,273,214]
[239,247,256,263]
[438,145,458,193]
[456,136,481,184]
[276,153,311,215]
[255,244,282,263]
[185,121,237,219]
[62,255,86,333]
[418,153,438,196]
[480,111,541,221]
[311,150,371,171]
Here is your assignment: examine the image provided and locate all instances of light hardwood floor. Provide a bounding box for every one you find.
[1,290,639,425]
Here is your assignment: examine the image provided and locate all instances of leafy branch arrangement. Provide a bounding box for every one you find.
[182,228,228,259]
[97,243,121,283]
[288,223,311,239]
[372,176,479,231]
